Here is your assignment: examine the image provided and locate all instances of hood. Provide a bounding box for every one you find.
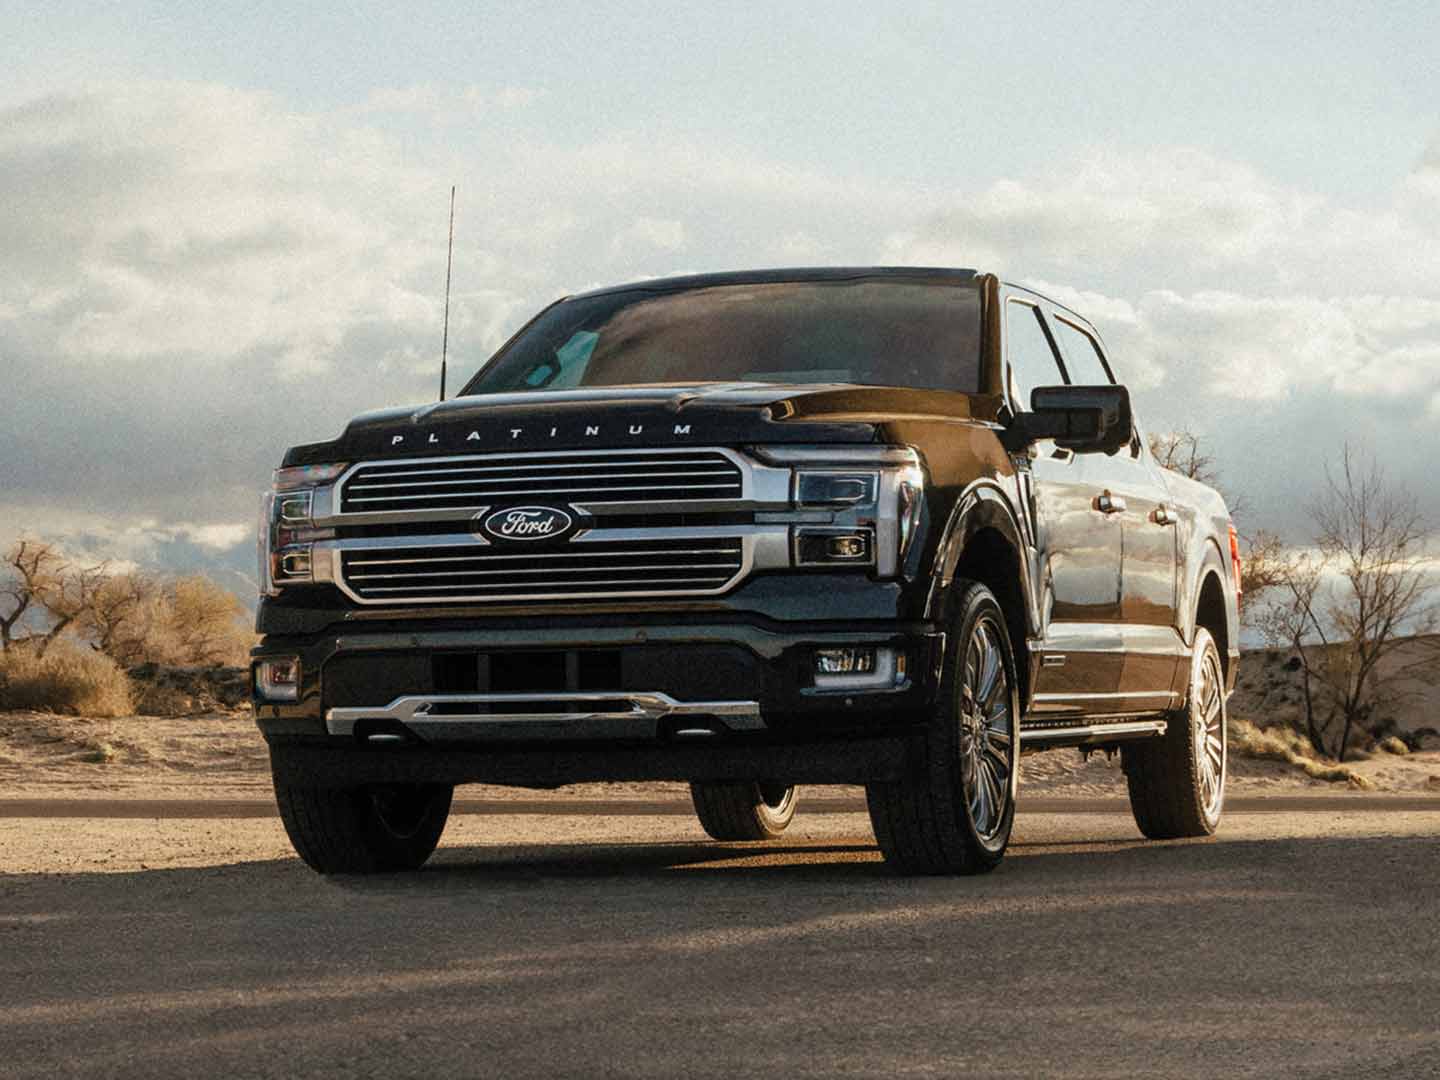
[282,382,989,466]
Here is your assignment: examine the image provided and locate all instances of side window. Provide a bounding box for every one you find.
[1052,318,1114,385]
[1005,300,1066,410]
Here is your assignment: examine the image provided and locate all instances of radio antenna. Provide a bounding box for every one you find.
[438,185,456,401]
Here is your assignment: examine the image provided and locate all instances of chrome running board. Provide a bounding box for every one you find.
[326,691,763,742]
[1020,719,1167,746]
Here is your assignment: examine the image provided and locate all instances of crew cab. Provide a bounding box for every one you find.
[253,267,1241,875]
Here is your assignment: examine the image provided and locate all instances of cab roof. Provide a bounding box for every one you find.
[571,266,982,300]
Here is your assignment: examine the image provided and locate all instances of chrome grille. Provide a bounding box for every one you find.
[339,450,744,514]
[337,537,746,603]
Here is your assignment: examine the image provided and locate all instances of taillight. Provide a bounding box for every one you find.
[1227,521,1243,597]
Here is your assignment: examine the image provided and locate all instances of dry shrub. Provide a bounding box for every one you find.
[1377,735,1410,756]
[0,642,134,717]
[1230,716,1373,788]
[127,576,255,667]
[132,682,196,717]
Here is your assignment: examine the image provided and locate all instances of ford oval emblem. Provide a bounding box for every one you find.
[478,505,573,543]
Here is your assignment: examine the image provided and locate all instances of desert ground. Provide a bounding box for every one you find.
[3,655,1438,1078]
[2,700,1438,807]
[3,808,1439,1078]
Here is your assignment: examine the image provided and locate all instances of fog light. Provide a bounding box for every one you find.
[255,657,301,702]
[816,647,877,675]
[813,646,903,691]
[795,527,874,567]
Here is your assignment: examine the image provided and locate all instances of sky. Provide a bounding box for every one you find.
[2,2,1438,589]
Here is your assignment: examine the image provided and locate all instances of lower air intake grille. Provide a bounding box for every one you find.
[338,537,746,604]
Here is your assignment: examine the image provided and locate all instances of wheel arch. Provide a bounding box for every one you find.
[1185,538,1238,682]
[932,481,1037,706]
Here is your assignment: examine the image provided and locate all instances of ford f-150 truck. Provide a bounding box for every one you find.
[254,267,1241,875]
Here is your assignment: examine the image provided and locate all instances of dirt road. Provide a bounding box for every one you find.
[3,807,1438,1078]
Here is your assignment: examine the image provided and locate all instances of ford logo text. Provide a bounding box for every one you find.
[478,506,574,542]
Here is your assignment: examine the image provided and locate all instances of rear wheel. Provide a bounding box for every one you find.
[865,581,1019,875]
[275,781,454,874]
[1122,626,1227,839]
[690,781,798,840]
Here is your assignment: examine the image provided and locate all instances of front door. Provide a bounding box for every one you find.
[1050,314,1181,706]
[1003,296,1124,713]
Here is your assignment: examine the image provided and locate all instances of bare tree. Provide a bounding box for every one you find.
[1,539,67,651]
[1238,529,1289,622]
[83,573,160,665]
[32,558,111,658]
[1258,549,1328,755]
[1147,428,1218,487]
[1262,447,1437,760]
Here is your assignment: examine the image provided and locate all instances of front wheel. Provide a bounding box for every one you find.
[865,581,1020,875]
[1122,626,1227,839]
[690,781,798,840]
[274,781,454,874]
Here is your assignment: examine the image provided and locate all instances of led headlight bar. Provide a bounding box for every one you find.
[258,463,346,596]
[756,445,926,578]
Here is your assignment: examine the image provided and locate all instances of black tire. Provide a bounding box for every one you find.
[689,781,798,840]
[1122,626,1227,839]
[865,580,1020,875]
[274,781,454,874]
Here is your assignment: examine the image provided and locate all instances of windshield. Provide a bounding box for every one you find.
[462,279,984,395]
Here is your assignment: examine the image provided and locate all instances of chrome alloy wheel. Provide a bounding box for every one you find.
[957,614,1017,846]
[1194,645,1227,822]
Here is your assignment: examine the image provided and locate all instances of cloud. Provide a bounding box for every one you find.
[1,80,1437,575]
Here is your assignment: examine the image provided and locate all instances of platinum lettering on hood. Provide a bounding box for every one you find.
[389,422,695,448]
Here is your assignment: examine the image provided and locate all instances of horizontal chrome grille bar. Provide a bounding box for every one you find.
[339,448,744,515]
[347,468,736,492]
[346,546,741,567]
[355,458,734,480]
[335,536,748,604]
[344,482,739,504]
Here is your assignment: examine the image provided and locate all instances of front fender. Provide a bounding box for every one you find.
[928,480,1039,639]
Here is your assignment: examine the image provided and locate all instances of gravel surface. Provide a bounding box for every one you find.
[3,808,1438,1078]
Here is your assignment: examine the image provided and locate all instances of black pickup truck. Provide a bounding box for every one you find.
[254,267,1241,875]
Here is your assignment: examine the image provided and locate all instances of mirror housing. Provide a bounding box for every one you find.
[1003,384,1133,454]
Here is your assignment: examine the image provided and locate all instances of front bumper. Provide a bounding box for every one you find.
[254,620,944,747]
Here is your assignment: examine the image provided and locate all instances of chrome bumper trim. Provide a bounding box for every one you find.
[326,692,763,737]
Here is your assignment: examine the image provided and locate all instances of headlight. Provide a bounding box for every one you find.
[258,463,347,596]
[758,446,926,578]
[795,471,878,507]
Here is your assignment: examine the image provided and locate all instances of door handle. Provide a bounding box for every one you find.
[1096,491,1127,515]
[1153,504,1178,526]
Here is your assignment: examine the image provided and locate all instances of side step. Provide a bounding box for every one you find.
[1020,719,1167,749]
